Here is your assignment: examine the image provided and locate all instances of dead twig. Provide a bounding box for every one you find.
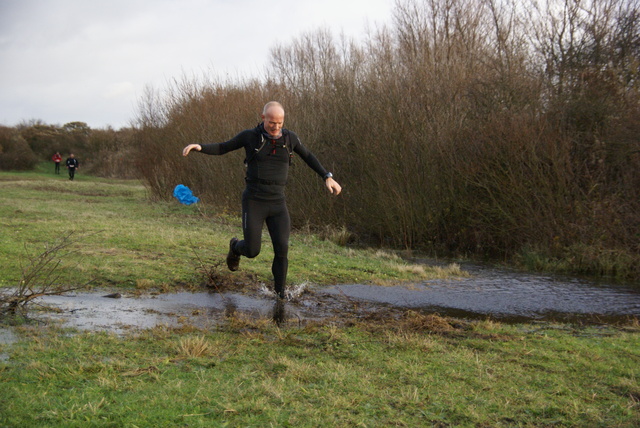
[0,231,99,319]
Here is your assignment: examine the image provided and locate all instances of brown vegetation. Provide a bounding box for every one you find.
[131,0,640,279]
[1,120,139,178]
[0,233,92,319]
[0,126,39,170]
[4,0,638,280]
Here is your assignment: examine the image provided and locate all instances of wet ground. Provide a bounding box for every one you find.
[17,262,640,333]
[325,263,640,324]
[27,284,399,334]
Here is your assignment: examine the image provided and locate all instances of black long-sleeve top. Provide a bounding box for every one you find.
[65,158,79,169]
[199,124,328,201]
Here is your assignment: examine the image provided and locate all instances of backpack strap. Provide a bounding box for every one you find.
[244,130,294,167]
[285,132,294,165]
[244,133,268,168]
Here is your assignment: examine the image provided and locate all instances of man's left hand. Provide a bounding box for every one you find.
[325,178,342,195]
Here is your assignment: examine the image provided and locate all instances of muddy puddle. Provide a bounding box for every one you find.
[325,262,640,324]
[28,285,398,334]
[8,262,640,333]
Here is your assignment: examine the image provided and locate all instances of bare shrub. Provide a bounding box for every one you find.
[0,233,94,320]
[85,127,140,178]
[131,0,640,278]
[0,126,39,170]
[133,77,265,206]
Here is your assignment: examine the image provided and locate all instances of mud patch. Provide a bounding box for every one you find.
[32,290,272,333]
[10,261,640,333]
[29,285,407,334]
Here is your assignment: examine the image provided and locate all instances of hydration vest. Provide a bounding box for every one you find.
[244,131,293,167]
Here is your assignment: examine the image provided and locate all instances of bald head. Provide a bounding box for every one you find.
[263,101,284,116]
[261,101,285,138]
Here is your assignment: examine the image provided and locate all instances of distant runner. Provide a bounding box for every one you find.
[52,152,62,174]
[65,153,79,181]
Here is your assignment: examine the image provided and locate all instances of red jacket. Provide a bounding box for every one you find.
[52,153,62,163]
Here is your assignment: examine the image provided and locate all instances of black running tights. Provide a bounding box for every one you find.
[234,195,290,294]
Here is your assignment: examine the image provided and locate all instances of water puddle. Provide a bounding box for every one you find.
[323,263,640,323]
[32,291,281,334]
[27,284,389,333]
[9,262,640,333]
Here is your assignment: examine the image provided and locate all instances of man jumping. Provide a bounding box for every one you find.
[182,101,341,299]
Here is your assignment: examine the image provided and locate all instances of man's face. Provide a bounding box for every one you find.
[262,107,284,138]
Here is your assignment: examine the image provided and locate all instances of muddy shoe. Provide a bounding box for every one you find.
[226,237,240,271]
[272,298,286,325]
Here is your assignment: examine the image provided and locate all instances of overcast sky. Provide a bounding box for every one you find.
[0,0,395,129]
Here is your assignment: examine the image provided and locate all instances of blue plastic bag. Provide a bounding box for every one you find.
[173,184,199,205]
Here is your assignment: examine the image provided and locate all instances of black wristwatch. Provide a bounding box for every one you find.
[323,172,333,181]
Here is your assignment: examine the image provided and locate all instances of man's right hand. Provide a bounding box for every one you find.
[182,144,202,156]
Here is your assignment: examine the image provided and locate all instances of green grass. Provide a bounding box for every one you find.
[1,318,638,426]
[1,168,639,427]
[0,167,461,291]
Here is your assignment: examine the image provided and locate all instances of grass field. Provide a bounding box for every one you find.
[0,166,464,292]
[1,168,639,427]
[1,317,639,427]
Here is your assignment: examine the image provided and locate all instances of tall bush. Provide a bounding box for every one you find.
[87,127,140,179]
[132,0,640,277]
[134,79,267,206]
[0,126,39,170]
